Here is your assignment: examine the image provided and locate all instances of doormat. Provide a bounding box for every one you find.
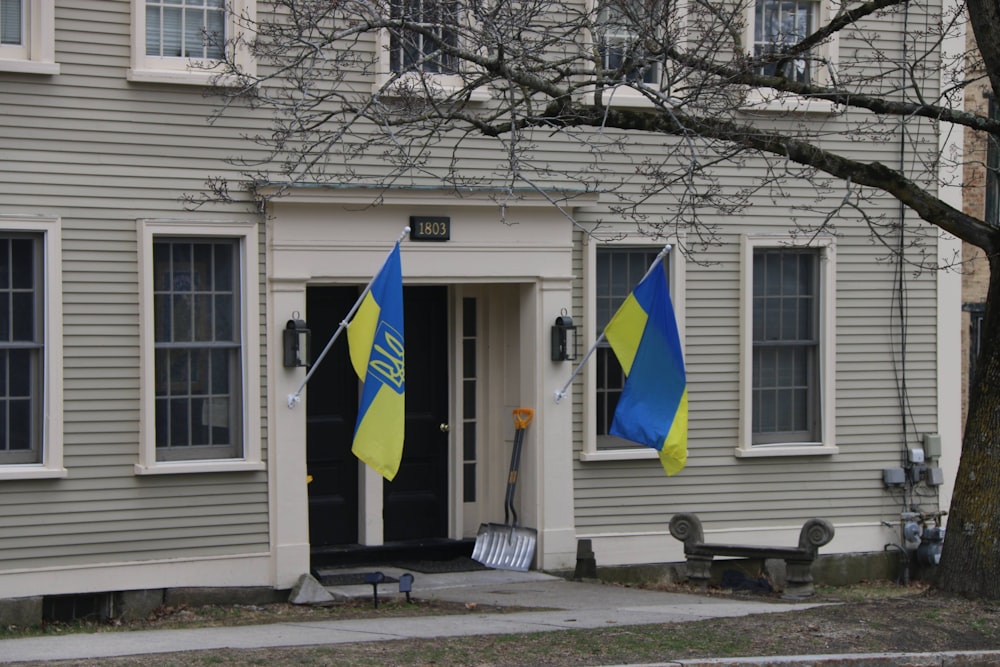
[391,557,490,574]
[316,572,400,587]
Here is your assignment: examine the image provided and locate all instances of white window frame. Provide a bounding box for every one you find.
[128,0,255,86]
[737,234,836,458]
[0,0,59,75]
[136,220,262,475]
[741,0,838,113]
[0,215,65,481]
[579,235,686,462]
[373,0,489,101]
[583,0,683,109]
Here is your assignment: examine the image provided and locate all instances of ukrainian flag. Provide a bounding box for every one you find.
[347,243,405,480]
[603,259,687,475]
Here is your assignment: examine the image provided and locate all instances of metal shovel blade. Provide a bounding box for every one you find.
[471,522,538,572]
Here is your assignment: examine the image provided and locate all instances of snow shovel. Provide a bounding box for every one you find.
[471,408,537,571]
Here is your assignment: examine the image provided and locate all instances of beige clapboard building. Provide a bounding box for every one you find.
[0,0,964,611]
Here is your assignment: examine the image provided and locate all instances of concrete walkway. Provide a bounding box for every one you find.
[0,568,823,663]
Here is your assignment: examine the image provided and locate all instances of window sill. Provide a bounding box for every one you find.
[0,465,68,480]
[127,67,220,87]
[734,444,839,458]
[579,447,659,462]
[373,75,492,103]
[0,59,60,75]
[587,85,665,109]
[135,460,266,475]
[739,89,838,115]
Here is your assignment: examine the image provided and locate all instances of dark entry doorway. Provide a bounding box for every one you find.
[306,285,450,548]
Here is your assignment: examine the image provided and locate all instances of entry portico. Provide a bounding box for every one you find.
[267,187,586,587]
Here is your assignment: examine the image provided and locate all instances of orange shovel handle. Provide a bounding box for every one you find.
[513,408,534,430]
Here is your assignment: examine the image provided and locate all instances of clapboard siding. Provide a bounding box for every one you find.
[0,0,270,575]
[1,0,949,577]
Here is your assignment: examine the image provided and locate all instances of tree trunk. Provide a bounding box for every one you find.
[937,254,1000,597]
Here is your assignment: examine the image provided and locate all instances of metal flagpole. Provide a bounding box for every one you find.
[553,244,671,404]
[287,226,410,409]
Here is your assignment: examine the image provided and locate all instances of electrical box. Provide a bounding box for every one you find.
[908,447,925,464]
[926,467,945,486]
[923,433,942,459]
[883,468,905,486]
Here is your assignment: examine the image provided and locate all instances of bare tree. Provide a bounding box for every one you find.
[213,0,1000,597]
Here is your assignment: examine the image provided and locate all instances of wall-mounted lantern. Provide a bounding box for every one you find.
[551,311,578,362]
[283,315,311,368]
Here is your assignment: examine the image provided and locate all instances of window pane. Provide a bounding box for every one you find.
[0,234,41,465]
[753,0,815,83]
[153,237,242,461]
[169,397,190,447]
[11,238,33,289]
[751,248,819,443]
[12,292,34,341]
[1,0,23,46]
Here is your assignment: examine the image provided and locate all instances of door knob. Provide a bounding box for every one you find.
[440,423,450,432]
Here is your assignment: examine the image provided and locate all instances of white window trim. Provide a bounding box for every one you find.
[0,0,59,75]
[128,0,256,86]
[740,0,839,114]
[372,7,490,102]
[736,234,837,458]
[579,234,686,462]
[0,215,65,480]
[135,219,263,475]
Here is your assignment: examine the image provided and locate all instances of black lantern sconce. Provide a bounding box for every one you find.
[283,315,311,368]
[551,310,578,362]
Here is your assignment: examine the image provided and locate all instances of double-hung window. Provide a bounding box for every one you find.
[138,221,261,474]
[0,216,64,480]
[129,0,255,85]
[739,236,835,456]
[0,0,58,74]
[389,0,459,75]
[753,0,817,84]
[376,0,487,98]
[596,0,660,86]
[581,242,684,461]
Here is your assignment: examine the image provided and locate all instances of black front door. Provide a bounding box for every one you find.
[384,286,450,541]
[306,285,450,547]
[306,286,361,547]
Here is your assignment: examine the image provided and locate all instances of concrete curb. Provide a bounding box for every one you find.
[603,652,1000,666]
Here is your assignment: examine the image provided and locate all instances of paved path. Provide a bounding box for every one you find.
[0,568,822,663]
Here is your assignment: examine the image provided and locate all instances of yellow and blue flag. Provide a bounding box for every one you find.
[603,259,687,475]
[347,243,405,480]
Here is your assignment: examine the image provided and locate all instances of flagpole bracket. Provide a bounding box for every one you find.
[288,393,301,409]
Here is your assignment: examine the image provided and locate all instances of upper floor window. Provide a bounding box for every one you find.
[145,0,225,61]
[389,0,459,75]
[752,0,819,84]
[1,0,22,47]
[137,221,262,474]
[0,216,64,480]
[129,0,255,85]
[0,0,58,74]
[597,0,660,86]
[738,236,836,457]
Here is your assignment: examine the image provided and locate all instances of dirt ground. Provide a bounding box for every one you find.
[7,581,1000,666]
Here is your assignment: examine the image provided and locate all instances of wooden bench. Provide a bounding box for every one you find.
[668,512,835,598]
